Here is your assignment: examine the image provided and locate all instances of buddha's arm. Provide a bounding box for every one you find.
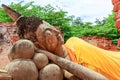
[35,48,108,80]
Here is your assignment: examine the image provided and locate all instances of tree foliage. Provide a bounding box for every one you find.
[69,12,119,44]
[0,2,119,44]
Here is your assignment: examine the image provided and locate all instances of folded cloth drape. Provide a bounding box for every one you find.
[65,37,120,80]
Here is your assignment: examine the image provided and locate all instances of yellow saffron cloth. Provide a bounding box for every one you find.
[65,37,120,80]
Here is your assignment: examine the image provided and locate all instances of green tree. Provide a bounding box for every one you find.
[72,17,84,26]
[95,18,106,26]
[103,12,115,27]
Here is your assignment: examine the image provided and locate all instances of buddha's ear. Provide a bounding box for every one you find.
[2,4,21,21]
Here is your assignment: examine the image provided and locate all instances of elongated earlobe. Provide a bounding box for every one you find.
[2,4,21,21]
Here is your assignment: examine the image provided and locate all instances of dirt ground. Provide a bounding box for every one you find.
[0,36,120,70]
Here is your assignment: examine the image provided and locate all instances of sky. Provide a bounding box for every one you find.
[0,0,113,23]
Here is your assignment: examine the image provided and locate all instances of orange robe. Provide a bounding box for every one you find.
[65,37,120,80]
